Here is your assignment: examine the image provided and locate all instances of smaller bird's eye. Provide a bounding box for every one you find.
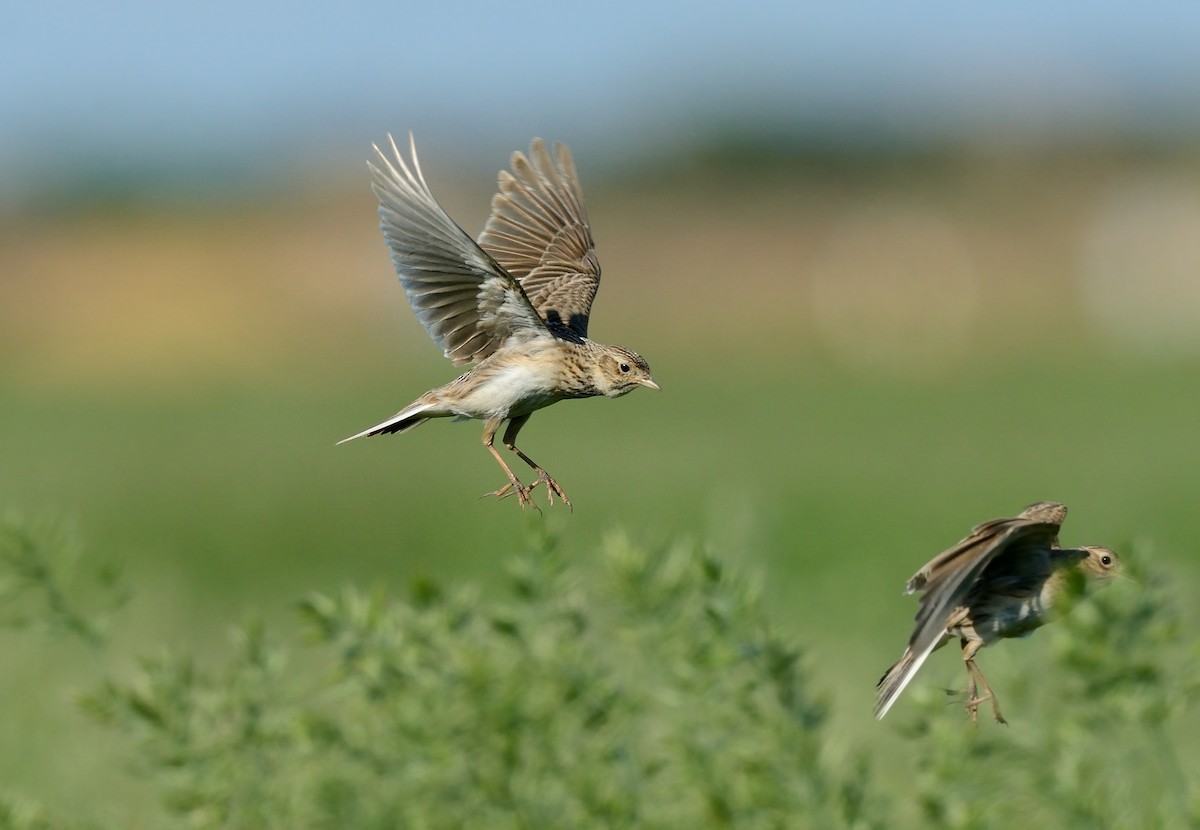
[1101,555,1112,566]
[619,363,630,373]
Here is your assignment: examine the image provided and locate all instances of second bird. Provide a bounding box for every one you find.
[874,501,1122,723]
[341,135,658,509]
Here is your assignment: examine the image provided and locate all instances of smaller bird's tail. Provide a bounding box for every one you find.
[874,648,923,720]
[338,402,441,444]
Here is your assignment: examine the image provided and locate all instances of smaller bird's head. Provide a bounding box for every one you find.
[1052,546,1123,609]
[596,346,659,397]
[1078,545,1123,582]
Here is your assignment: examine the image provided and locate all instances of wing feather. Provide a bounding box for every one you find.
[477,139,601,338]
[369,133,548,365]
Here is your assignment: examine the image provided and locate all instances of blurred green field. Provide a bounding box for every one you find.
[2,143,1200,824]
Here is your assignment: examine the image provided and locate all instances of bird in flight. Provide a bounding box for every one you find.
[874,501,1122,723]
[341,135,658,509]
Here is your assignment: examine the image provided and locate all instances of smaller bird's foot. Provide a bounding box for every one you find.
[963,679,981,725]
[961,658,1005,724]
[962,692,1005,725]
[524,468,572,510]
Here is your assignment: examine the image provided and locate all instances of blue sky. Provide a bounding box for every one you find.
[4,1,1200,197]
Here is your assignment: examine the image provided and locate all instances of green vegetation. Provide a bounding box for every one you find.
[2,518,1198,829]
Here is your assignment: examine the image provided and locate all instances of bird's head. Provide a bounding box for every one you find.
[1052,545,1123,610]
[595,346,659,397]
[1078,545,1123,582]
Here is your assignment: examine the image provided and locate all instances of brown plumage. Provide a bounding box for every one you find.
[340,135,658,508]
[875,501,1122,723]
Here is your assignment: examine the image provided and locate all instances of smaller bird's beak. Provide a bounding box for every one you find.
[640,378,661,391]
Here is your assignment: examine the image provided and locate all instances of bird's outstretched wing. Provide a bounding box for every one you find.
[905,501,1066,593]
[903,511,1063,660]
[477,139,600,339]
[370,134,549,366]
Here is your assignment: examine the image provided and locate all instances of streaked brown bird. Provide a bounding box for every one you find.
[874,501,1122,723]
[341,135,658,508]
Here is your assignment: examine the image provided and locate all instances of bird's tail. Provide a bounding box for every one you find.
[874,647,924,720]
[338,401,441,444]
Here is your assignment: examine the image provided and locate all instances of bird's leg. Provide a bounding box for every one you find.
[964,681,980,724]
[960,639,982,723]
[933,636,978,715]
[500,415,571,509]
[964,664,982,725]
[480,419,535,509]
[961,640,1006,725]
[969,660,1006,725]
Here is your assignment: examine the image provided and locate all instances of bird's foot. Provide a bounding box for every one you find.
[524,468,572,510]
[486,478,541,513]
[962,691,1005,725]
[964,678,980,724]
[944,686,1006,725]
[485,470,570,511]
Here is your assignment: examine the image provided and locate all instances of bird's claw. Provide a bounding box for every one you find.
[960,689,1006,725]
[487,470,570,511]
[486,479,541,513]
[525,468,572,510]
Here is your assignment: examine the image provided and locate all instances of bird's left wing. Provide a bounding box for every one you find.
[905,501,1067,593]
[370,134,548,366]
[906,517,1060,659]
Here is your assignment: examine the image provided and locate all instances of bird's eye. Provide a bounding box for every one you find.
[619,363,630,373]
[1101,555,1112,566]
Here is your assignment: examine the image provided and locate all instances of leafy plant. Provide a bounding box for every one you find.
[2,517,1197,829]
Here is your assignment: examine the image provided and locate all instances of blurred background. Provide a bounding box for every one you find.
[3,0,1200,821]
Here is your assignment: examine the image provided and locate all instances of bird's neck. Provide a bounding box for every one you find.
[556,340,605,399]
[1042,549,1095,610]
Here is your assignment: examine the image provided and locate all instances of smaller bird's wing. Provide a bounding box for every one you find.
[370,134,549,366]
[477,139,600,339]
[905,517,1061,658]
[1016,500,1067,545]
[904,517,1011,594]
[905,502,1066,593]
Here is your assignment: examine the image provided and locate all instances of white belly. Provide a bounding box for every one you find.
[457,362,560,419]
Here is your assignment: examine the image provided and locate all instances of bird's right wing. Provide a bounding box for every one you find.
[370,134,549,366]
[477,139,600,340]
[1015,500,1067,545]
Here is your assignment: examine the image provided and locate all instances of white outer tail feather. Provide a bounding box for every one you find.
[337,402,439,444]
[874,637,942,720]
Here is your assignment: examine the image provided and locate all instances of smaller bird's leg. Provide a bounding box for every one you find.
[961,640,1006,725]
[963,677,980,724]
[501,415,571,509]
[969,661,1006,725]
[961,639,982,723]
[480,420,534,509]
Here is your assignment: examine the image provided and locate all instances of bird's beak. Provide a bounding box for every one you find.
[640,378,661,391]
